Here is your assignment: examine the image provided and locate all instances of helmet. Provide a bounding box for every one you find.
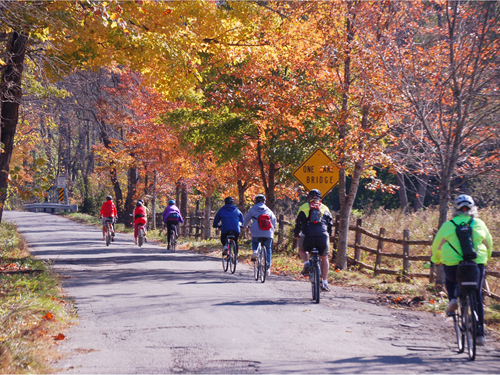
[224,197,234,205]
[254,194,266,203]
[136,201,142,207]
[106,195,113,201]
[168,199,175,205]
[138,199,144,204]
[308,189,321,200]
[454,194,474,210]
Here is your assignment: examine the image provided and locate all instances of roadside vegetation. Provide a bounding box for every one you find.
[0,221,74,374]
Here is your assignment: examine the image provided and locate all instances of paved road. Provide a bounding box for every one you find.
[5,211,500,373]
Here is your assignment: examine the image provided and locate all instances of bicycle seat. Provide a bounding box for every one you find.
[310,248,319,255]
[257,237,268,243]
[226,230,237,239]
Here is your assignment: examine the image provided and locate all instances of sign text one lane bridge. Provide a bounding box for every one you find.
[293,148,339,197]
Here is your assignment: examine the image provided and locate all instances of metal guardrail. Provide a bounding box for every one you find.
[24,203,78,213]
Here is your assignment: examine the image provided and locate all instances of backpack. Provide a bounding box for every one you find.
[309,200,322,224]
[448,217,477,261]
[167,212,180,222]
[255,214,273,231]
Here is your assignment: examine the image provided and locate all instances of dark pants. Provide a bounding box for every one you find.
[444,264,485,336]
[221,232,239,254]
[165,221,178,246]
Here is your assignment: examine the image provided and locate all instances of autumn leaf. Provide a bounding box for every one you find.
[162,9,172,15]
[44,312,54,320]
[54,333,65,340]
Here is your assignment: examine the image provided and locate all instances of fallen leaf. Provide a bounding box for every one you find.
[44,312,54,320]
[54,333,65,340]
[162,9,172,15]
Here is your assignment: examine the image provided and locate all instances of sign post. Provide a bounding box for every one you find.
[293,148,339,196]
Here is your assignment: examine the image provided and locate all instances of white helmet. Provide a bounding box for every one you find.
[454,194,475,210]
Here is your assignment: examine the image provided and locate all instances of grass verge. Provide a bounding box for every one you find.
[0,221,75,374]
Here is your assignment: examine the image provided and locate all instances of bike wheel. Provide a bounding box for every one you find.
[454,311,465,353]
[311,261,321,304]
[254,245,259,281]
[229,241,237,274]
[464,292,477,361]
[106,226,111,246]
[222,245,229,272]
[259,246,267,283]
[172,232,177,252]
[138,230,143,247]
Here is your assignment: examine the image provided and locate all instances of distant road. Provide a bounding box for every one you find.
[5,211,500,373]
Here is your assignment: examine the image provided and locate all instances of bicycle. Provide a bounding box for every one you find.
[253,237,268,283]
[309,248,321,304]
[222,231,237,274]
[137,223,146,247]
[168,224,177,253]
[450,261,481,361]
[104,220,113,246]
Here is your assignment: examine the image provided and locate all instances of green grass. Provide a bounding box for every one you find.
[0,221,75,374]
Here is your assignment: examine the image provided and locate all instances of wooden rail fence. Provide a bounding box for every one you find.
[154,212,500,300]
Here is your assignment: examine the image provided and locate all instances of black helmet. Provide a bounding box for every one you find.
[255,194,266,203]
[308,189,321,200]
[136,199,143,207]
[106,195,113,201]
[224,197,234,205]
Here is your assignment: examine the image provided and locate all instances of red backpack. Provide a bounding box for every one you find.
[255,214,273,230]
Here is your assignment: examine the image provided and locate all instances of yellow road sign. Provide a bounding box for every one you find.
[293,148,339,196]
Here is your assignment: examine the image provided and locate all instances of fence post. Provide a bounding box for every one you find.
[374,227,385,276]
[354,218,363,263]
[331,214,340,263]
[188,216,193,237]
[402,229,410,276]
[278,214,284,247]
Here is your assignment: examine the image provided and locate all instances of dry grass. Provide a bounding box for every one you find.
[0,221,75,374]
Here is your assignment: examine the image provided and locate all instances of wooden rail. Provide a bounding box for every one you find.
[155,211,500,300]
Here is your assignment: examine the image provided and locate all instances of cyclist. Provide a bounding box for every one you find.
[293,189,333,292]
[431,194,493,346]
[133,199,148,245]
[213,197,244,257]
[243,194,277,276]
[100,195,117,241]
[162,199,183,251]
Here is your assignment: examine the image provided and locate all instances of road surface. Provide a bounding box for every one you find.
[4,211,500,373]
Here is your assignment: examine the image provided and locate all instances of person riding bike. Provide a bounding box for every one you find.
[431,194,493,346]
[243,194,277,277]
[100,195,117,241]
[293,189,333,292]
[213,197,244,257]
[133,199,148,245]
[162,199,183,251]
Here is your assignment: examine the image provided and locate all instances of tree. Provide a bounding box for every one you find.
[378,0,500,226]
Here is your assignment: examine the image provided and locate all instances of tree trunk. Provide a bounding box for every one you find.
[396,172,409,213]
[0,31,28,223]
[414,174,429,211]
[124,167,139,227]
[180,182,188,220]
[237,179,248,214]
[204,195,211,239]
[152,170,157,230]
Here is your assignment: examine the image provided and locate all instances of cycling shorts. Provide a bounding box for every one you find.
[303,235,329,257]
[102,217,115,226]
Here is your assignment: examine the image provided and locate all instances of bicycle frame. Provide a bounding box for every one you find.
[309,248,321,303]
[253,238,268,283]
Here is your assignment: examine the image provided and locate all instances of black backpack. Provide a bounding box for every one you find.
[448,217,477,261]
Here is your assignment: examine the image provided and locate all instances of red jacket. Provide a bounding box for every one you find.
[134,206,147,225]
[100,201,117,218]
